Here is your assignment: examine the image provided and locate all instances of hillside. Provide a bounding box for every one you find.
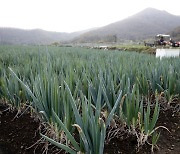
[73,8,180,43]
[169,26,180,41]
[0,28,87,45]
[1,8,180,45]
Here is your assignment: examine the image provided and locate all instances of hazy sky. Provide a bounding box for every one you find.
[0,0,180,32]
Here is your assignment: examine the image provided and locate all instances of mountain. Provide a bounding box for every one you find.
[0,28,88,45]
[72,8,180,43]
[1,8,180,45]
[169,26,180,41]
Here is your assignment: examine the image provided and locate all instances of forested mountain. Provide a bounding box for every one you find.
[169,26,180,41]
[0,8,180,44]
[0,28,88,45]
[72,8,180,43]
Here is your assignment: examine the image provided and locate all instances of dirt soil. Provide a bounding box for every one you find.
[104,106,180,154]
[0,101,179,154]
[0,103,60,154]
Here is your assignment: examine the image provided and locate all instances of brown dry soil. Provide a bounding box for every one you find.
[0,102,179,154]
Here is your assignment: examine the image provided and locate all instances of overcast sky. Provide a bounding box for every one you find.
[0,0,180,32]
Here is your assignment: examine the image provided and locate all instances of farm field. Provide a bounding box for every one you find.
[0,45,180,154]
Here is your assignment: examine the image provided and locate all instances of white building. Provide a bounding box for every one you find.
[156,48,180,59]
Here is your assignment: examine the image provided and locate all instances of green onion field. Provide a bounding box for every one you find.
[0,45,179,154]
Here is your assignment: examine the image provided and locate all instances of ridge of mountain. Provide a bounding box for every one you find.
[0,8,180,44]
[72,8,180,43]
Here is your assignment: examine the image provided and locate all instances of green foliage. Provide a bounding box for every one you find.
[0,45,179,152]
[63,82,122,153]
[120,84,143,128]
[143,100,160,135]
